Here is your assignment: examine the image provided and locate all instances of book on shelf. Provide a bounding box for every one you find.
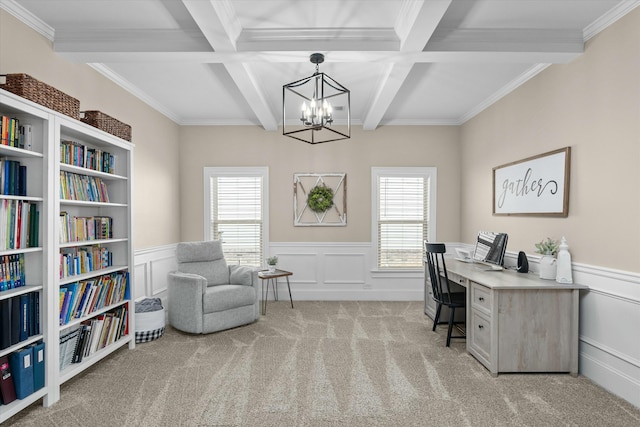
[9,296,20,346]
[0,201,39,251]
[59,304,128,370]
[0,159,27,196]
[0,116,33,149]
[18,294,28,342]
[60,140,115,174]
[0,292,40,346]
[0,298,10,350]
[72,323,89,363]
[21,124,32,151]
[30,341,44,391]
[27,292,36,337]
[59,285,75,325]
[0,354,16,404]
[0,254,27,291]
[59,327,80,371]
[59,246,113,279]
[8,346,33,399]
[59,271,128,324]
[88,314,105,355]
[59,171,110,203]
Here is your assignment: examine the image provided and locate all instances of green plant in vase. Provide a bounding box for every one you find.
[534,237,558,280]
[534,238,559,256]
[267,256,278,272]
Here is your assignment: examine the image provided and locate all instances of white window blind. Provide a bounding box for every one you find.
[374,168,435,270]
[206,168,267,266]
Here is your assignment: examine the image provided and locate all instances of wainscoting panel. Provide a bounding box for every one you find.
[323,253,366,284]
[134,244,177,302]
[573,264,640,408]
[134,242,640,409]
[270,243,423,300]
[273,252,318,284]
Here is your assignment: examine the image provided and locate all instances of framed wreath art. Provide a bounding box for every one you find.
[294,173,346,226]
[307,184,334,213]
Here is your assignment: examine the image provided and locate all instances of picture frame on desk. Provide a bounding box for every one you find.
[493,147,570,217]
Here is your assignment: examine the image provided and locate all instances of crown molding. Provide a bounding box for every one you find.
[88,63,181,124]
[583,0,640,41]
[458,63,551,124]
[0,0,54,40]
[378,118,462,127]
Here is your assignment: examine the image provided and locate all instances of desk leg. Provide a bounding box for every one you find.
[261,279,268,315]
[272,278,279,301]
[285,276,293,309]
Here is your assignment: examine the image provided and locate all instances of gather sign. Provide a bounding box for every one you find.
[493,147,571,217]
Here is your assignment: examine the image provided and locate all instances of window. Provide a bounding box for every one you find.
[372,167,437,270]
[204,167,268,266]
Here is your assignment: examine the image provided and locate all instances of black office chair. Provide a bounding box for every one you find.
[425,242,466,347]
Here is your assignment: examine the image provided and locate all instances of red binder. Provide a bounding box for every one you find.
[0,355,17,404]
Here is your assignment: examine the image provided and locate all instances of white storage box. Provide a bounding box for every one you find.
[135,298,165,343]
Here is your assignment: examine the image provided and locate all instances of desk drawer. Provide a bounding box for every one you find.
[471,282,492,313]
[470,309,492,362]
[447,271,466,287]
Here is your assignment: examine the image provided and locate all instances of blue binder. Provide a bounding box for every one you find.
[31,341,45,391]
[9,346,34,399]
[19,294,29,342]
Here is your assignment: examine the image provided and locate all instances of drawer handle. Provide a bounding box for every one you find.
[478,297,485,302]
[478,324,484,329]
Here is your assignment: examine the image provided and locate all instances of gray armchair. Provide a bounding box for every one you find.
[167,240,259,334]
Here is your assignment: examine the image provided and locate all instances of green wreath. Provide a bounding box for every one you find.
[307,185,334,213]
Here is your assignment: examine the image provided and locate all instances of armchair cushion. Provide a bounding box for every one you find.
[177,240,229,285]
[229,265,253,286]
[203,285,257,313]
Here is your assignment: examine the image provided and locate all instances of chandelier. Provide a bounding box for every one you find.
[283,53,350,144]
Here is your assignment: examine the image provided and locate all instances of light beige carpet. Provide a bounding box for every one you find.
[6,301,640,426]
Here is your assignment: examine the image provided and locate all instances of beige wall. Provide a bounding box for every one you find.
[0,9,181,249]
[460,8,640,272]
[179,125,461,243]
[6,3,638,273]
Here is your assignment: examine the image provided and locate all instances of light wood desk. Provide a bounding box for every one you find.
[425,258,587,376]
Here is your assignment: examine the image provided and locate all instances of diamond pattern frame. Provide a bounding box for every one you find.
[294,173,347,226]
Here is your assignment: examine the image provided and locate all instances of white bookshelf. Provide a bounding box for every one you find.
[0,88,134,422]
[0,89,50,423]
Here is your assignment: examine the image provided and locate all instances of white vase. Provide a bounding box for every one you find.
[539,255,557,280]
[268,265,276,273]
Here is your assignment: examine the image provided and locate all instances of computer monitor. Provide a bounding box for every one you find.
[473,231,508,266]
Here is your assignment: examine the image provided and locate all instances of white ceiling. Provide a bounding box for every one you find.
[4,0,639,129]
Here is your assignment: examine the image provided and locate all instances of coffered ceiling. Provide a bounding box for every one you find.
[3,0,638,129]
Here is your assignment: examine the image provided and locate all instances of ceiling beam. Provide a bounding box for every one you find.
[182,0,278,131]
[236,28,400,52]
[54,48,584,66]
[362,0,452,130]
[426,28,584,53]
[54,29,213,53]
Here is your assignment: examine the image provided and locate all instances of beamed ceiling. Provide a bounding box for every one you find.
[3,0,639,129]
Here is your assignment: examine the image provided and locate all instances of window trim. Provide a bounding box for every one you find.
[371,167,437,272]
[203,166,269,265]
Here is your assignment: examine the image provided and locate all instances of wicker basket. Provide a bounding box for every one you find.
[0,73,80,119]
[80,110,132,142]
